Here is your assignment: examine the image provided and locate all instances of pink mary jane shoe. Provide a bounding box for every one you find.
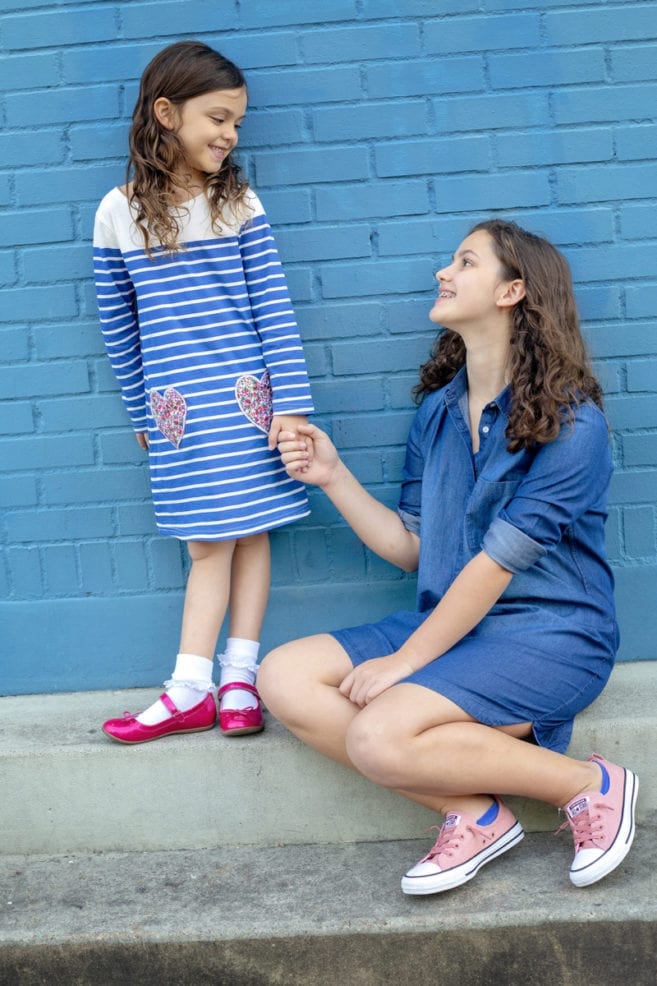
[102,692,217,744]
[217,682,265,736]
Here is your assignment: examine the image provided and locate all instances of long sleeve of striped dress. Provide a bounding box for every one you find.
[93,222,147,431]
[92,187,315,540]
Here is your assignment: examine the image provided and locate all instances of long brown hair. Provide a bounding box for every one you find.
[414,219,604,451]
[128,41,250,255]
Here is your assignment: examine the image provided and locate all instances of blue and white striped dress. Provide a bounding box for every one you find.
[93,187,315,540]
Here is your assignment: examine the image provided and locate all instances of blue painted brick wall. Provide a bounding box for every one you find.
[2,0,657,694]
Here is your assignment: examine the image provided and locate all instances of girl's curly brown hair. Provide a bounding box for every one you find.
[414,219,604,452]
[127,41,250,255]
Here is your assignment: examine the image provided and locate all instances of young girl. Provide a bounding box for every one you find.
[259,220,638,894]
[94,41,314,743]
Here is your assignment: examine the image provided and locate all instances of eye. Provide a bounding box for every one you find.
[211,116,225,125]
[462,258,472,267]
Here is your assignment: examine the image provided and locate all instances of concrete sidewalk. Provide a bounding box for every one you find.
[1,821,656,985]
[2,662,656,855]
[1,661,656,984]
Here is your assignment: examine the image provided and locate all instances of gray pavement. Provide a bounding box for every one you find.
[1,661,656,984]
[1,821,656,984]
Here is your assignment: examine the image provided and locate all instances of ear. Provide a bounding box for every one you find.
[496,279,526,310]
[153,97,178,131]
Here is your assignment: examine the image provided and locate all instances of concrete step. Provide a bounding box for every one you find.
[1,822,656,985]
[1,662,656,855]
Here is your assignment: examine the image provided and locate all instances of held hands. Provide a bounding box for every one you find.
[136,432,149,450]
[277,422,340,487]
[268,414,308,451]
[338,653,415,708]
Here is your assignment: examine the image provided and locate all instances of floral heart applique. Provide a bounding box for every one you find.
[235,370,273,434]
[150,387,187,448]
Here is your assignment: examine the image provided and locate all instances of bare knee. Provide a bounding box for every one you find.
[187,539,235,563]
[258,635,352,728]
[235,531,268,551]
[257,644,305,724]
[258,643,320,730]
[345,710,409,788]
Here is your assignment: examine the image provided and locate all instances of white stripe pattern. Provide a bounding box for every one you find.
[93,187,314,540]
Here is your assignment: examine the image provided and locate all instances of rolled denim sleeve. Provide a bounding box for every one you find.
[397,402,427,536]
[398,507,421,536]
[483,517,546,573]
[482,403,611,573]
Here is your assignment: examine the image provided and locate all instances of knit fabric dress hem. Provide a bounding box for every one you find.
[160,506,311,542]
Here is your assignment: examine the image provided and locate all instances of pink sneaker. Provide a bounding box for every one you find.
[102,692,217,744]
[561,754,639,888]
[401,798,524,895]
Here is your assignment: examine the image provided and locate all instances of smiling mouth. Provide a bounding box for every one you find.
[437,290,455,299]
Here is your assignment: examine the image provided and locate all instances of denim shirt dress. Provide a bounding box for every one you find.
[332,367,619,752]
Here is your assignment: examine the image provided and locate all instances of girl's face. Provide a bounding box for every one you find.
[430,229,521,331]
[156,87,248,185]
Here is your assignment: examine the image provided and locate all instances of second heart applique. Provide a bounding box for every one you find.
[235,370,274,434]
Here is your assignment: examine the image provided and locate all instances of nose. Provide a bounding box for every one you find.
[221,121,238,145]
[436,262,452,283]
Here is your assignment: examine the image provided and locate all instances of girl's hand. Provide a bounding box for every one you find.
[136,432,149,450]
[268,414,308,451]
[278,423,339,487]
[339,653,415,708]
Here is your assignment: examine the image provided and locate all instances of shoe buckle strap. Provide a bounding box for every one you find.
[218,681,260,700]
[160,692,179,715]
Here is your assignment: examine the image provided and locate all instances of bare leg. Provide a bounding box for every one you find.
[260,637,635,896]
[258,637,600,816]
[258,634,359,765]
[179,534,269,658]
[179,539,236,659]
[226,532,271,641]
[259,636,469,816]
[345,684,600,808]
[215,532,271,717]
[118,539,234,729]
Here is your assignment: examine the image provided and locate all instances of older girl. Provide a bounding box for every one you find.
[259,220,637,894]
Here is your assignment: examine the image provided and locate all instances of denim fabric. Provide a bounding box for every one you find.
[398,366,617,631]
[332,612,615,752]
[331,366,618,752]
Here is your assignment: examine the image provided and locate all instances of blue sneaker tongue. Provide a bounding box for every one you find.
[476,800,499,826]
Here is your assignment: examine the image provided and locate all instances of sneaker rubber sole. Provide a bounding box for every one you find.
[401,821,525,896]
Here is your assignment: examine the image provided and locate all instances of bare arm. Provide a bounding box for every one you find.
[397,551,512,670]
[340,551,513,706]
[278,423,419,572]
[280,424,513,706]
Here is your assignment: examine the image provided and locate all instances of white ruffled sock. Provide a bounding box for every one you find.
[218,638,259,711]
[136,653,214,725]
